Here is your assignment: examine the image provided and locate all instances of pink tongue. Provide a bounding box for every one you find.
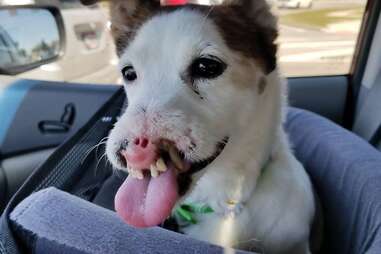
[114,165,178,227]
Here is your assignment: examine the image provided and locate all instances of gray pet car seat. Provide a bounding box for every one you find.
[1,103,381,254]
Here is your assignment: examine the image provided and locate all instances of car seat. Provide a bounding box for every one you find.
[1,95,380,253]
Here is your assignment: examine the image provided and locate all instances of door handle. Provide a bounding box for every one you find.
[61,103,75,125]
[38,121,70,134]
[38,103,76,134]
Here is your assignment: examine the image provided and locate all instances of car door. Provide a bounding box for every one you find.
[1,0,120,85]
[0,4,120,214]
[0,78,119,214]
[275,0,372,127]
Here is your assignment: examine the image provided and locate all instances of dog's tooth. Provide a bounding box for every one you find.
[156,158,167,172]
[169,146,184,171]
[128,168,144,180]
[129,169,137,178]
[127,166,134,175]
[135,170,144,180]
[150,165,159,178]
[161,140,171,151]
[150,164,158,171]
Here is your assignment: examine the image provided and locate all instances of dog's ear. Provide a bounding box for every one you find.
[216,0,278,73]
[222,0,277,29]
[80,0,160,56]
[80,0,99,5]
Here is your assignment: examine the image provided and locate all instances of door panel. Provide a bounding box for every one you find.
[288,76,348,125]
[0,79,119,213]
[1,148,55,209]
[1,79,118,157]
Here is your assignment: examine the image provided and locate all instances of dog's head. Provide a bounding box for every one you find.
[82,0,278,228]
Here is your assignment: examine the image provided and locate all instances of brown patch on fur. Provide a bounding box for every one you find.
[229,56,264,89]
[153,2,278,74]
[109,0,160,56]
[232,57,255,86]
[108,3,200,56]
[80,0,160,56]
[209,4,278,74]
[81,0,277,73]
[80,0,98,5]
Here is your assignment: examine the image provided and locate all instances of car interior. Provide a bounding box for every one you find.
[0,0,381,253]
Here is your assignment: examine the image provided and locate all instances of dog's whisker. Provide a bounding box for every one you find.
[95,141,108,159]
[95,151,108,175]
[81,140,108,165]
[99,137,109,144]
[199,5,215,34]
[81,145,100,165]
[100,136,109,141]
[84,139,107,157]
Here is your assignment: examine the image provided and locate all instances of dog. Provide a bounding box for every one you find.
[80,0,317,253]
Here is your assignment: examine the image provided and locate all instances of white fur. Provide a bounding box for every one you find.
[106,9,315,254]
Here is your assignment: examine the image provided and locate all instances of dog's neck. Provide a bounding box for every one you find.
[184,69,287,207]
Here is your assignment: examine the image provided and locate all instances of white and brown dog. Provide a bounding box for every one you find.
[81,0,317,253]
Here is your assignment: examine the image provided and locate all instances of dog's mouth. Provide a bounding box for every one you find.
[114,137,228,228]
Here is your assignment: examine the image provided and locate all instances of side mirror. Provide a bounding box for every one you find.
[0,6,65,75]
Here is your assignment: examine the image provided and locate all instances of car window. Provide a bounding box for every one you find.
[0,0,367,83]
[273,0,366,77]
[58,0,87,9]
[0,34,14,68]
[0,9,60,70]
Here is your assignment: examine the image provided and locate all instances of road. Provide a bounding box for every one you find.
[273,1,364,77]
[275,0,363,14]
[277,24,359,77]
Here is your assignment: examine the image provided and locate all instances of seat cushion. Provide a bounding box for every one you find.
[286,108,381,254]
[9,187,252,254]
[7,108,381,254]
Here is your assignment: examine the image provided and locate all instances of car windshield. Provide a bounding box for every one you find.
[0,0,367,83]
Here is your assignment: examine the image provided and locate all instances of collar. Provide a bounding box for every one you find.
[170,156,272,227]
[173,202,214,226]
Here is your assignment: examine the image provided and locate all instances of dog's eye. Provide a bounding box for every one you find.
[122,66,137,82]
[190,56,226,80]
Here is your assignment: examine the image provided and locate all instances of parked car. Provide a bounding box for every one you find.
[0,0,119,84]
[277,0,313,9]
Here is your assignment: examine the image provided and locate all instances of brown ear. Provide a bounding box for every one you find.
[215,0,278,73]
[221,0,277,36]
[113,0,161,55]
[81,0,160,56]
[79,0,100,5]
